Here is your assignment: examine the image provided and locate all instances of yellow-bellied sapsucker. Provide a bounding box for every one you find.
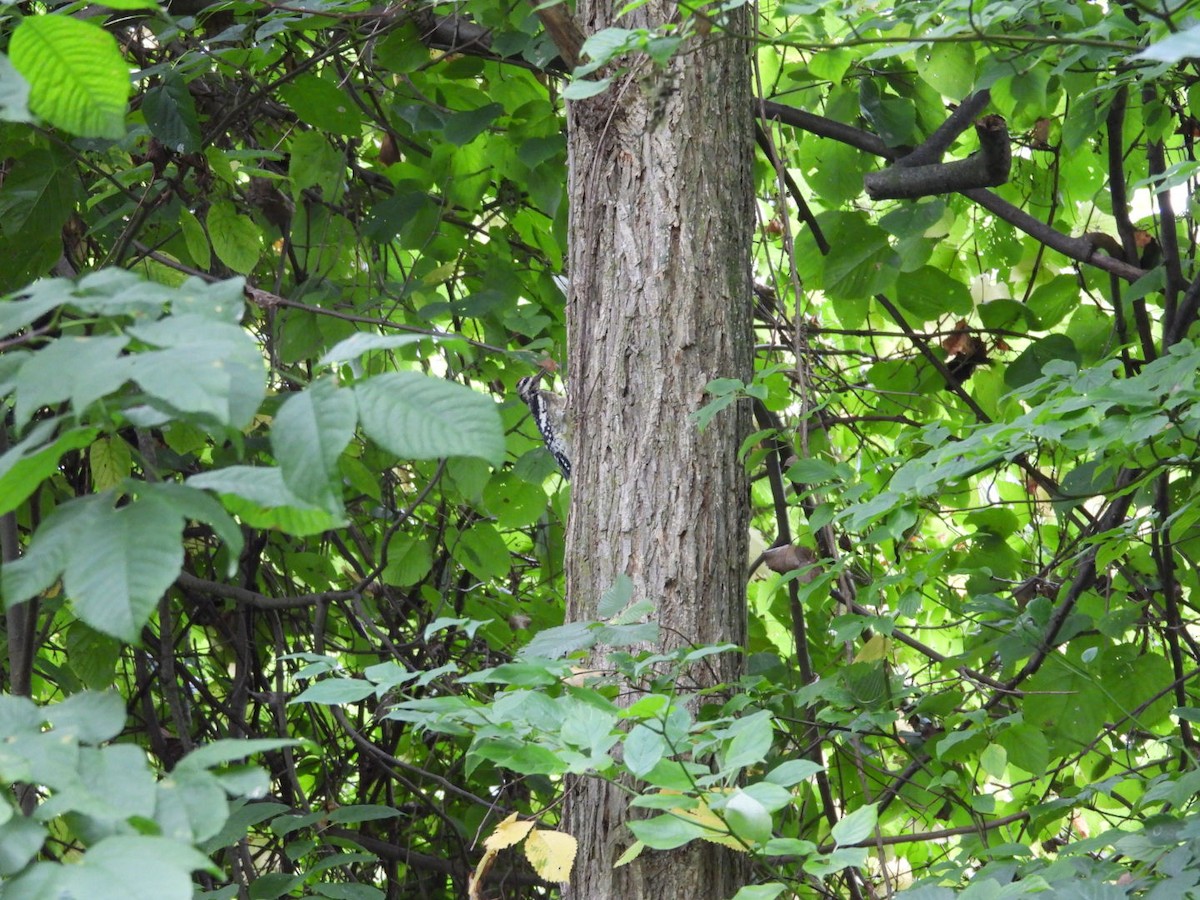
[516,369,571,479]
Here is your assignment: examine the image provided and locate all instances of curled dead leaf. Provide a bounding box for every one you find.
[761,544,820,580]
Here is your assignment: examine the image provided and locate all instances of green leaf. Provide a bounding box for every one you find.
[562,78,612,100]
[155,767,229,844]
[454,523,510,582]
[140,483,243,577]
[2,494,100,609]
[764,758,823,786]
[804,846,868,877]
[483,473,549,528]
[0,280,72,339]
[381,535,433,587]
[187,466,344,536]
[291,679,376,705]
[624,724,666,777]
[918,42,975,99]
[46,691,125,743]
[0,424,100,518]
[272,378,355,514]
[626,813,707,850]
[597,573,634,618]
[723,710,774,771]
[470,739,568,776]
[818,213,897,302]
[14,335,130,428]
[0,54,32,123]
[279,74,364,136]
[443,103,504,146]
[38,743,156,821]
[1133,23,1200,63]
[206,200,262,274]
[354,372,504,465]
[518,621,596,660]
[326,804,401,824]
[179,207,211,269]
[9,16,131,139]
[561,705,618,757]
[895,266,973,321]
[0,148,79,292]
[797,139,867,208]
[175,738,299,772]
[319,333,432,365]
[830,802,877,846]
[289,131,345,199]
[723,790,772,844]
[126,315,265,429]
[64,492,185,641]
[142,71,201,153]
[1026,275,1080,329]
[731,884,787,900]
[89,436,133,491]
[0,817,46,877]
[58,835,213,899]
[993,724,1051,777]
[372,23,432,73]
[65,622,122,691]
[859,80,918,147]
[1004,334,1081,389]
[980,742,1007,779]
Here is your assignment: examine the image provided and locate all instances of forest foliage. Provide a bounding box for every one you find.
[2,0,1200,897]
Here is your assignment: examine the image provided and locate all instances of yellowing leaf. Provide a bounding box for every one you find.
[524,828,577,882]
[613,839,645,868]
[466,847,496,900]
[484,812,534,851]
[854,634,892,664]
[89,437,132,491]
[672,792,748,851]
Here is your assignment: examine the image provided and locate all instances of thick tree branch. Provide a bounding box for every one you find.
[895,89,992,168]
[177,571,360,610]
[760,99,1148,282]
[759,99,891,157]
[961,188,1148,282]
[1104,88,1158,358]
[410,8,571,73]
[864,114,1011,200]
[530,1,585,69]
[410,17,1152,284]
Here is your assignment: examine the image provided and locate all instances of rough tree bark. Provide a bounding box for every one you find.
[560,6,755,899]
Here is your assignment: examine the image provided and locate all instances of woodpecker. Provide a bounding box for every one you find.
[516,369,571,479]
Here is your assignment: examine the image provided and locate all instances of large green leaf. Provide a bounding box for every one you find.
[818,213,898,303]
[1,494,104,610]
[13,335,130,428]
[9,16,131,139]
[3,489,186,641]
[0,423,99,517]
[140,482,244,577]
[271,377,356,514]
[206,200,262,275]
[126,315,265,429]
[142,71,201,153]
[0,54,32,123]
[354,372,505,465]
[63,492,185,641]
[187,466,345,536]
[278,74,364,136]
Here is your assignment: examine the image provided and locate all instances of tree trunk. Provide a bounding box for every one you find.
[561,7,755,897]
